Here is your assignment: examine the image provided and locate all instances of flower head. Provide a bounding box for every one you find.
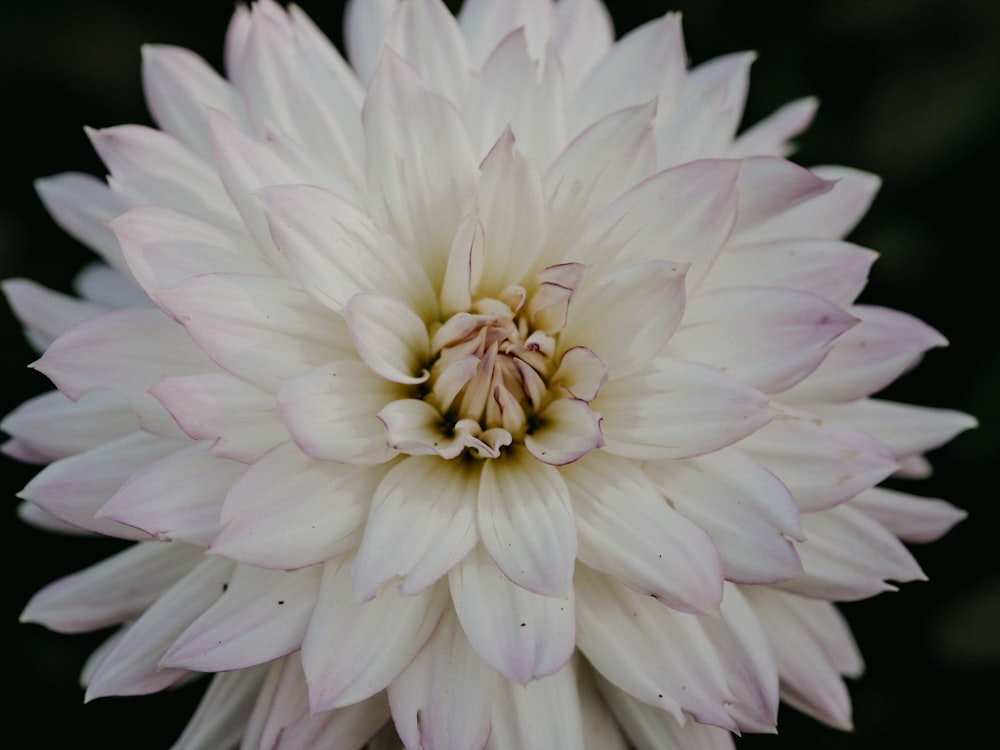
[6,0,975,747]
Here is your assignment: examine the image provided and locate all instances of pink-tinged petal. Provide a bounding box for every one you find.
[527,262,586,335]
[279,361,403,465]
[259,183,436,317]
[384,0,472,104]
[389,610,498,750]
[88,125,239,228]
[575,568,737,731]
[458,0,554,64]
[364,49,478,281]
[705,239,877,306]
[598,675,737,750]
[486,661,587,750]
[344,0,397,85]
[85,556,234,699]
[352,455,479,600]
[744,166,882,242]
[562,451,724,614]
[21,541,201,634]
[598,358,773,461]
[4,278,108,351]
[644,448,804,585]
[783,305,947,403]
[562,260,688,378]
[577,159,740,287]
[162,564,321,671]
[475,129,547,296]
[740,410,898,511]
[18,431,183,539]
[700,585,779,733]
[213,441,386,569]
[378,399,473,459]
[223,3,252,80]
[1,388,137,464]
[98,443,239,546]
[142,43,252,161]
[525,397,604,466]
[111,205,267,301]
[156,273,350,392]
[469,29,566,169]
[346,294,431,384]
[478,448,576,596]
[33,307,213,435]
[172,665,269,750]
[542,102,657,266]
[248,657,390,750]
[669,286,859,394]
[73,261,151,309]
[730,156,836,239]
[35,172,127,270]
[730,96,819,158]
[440,213,486,316]
[742,586,862,729]
[449,545,575,685]
[553,0,614,94]
[16,501,91,534]
[569,14,684,134]
[808,398,978,462]
[150,373,286,463]
[551,346,608,402]
[288,5,366,107]
[777,503,925,601]
[302,560,449,712]
[850,487,967,543]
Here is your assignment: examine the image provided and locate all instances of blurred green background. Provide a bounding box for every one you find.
[1,1,996,747]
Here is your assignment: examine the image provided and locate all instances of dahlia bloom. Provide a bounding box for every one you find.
[6,0,975,747]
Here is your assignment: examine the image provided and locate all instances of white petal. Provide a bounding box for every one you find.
[562,451,724,614]
[279,361,403,465]
[384,0,472,104]
[212,441,386,569]
[173,666,269,750]
[302,560,448,711]
[458,0,554,64]
[33,308,213,436]
[644,448,804,585]
[4,278,108,351]
[576,158,740,288]
[553,0,614,95]
[35,172,127,271]
[486,661,586,750]
[729,96,819,158]
[524,398,603,466]
[352,455,479,599]
[162,564,321,671]
[850,487,967,543]
[85,556,234,699]
[740,409,899,511]
[259,183,436,317]
[364,49,478,281]
[346,293,431,384]
[668,286,859,394]
[729,156,836,240]
[561,260,688,378]
[21,541,202,633]
[1,388,137,464]
[150,372,286,463]
[440,213,485,316]
[344,0,398,85]
[550,346,608,402]
[575,568,736,730]
[142,43,252,161]
[783,305,947,403]
[156,272,350,392]
[598,358,773,461]
[777,503,925,601]
[98,442,244,545]
[478,448,576,596]
[569,14,685,134]
[449,545,575,685]
[18,431,182,539]
[389,610,498,750]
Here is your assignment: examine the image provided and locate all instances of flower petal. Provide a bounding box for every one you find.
[449,544,575,685]
[524,398,604,466]
[850,487,967,543]
[35,172,127,271]
[486,660,587,750]
[172,666,269,750]
[346,293,431,384]
[478,447,577,596]
[352,455,479,600]
[344,0,397,85]
[562,451,724,614]
[729,156,835,239]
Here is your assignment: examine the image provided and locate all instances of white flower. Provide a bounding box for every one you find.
[5,0,975,748]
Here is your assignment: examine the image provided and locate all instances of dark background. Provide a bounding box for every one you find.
[1,1,996,747]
